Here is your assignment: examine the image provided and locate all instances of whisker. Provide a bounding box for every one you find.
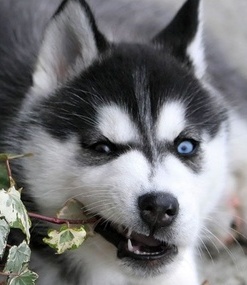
[198,236,215,265]
[203,227,240,269]
[205,215,247,249]
[201,227,220,254]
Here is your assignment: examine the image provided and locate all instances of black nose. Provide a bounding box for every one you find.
[138,192,179,229]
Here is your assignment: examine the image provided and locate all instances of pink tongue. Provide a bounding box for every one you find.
[130,232,162,247]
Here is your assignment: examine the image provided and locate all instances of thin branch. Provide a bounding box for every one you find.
[28,212,98,225]
[0,271,18,279]
[5,159,15,187]
[5,159,11,180]
[0,271,10,277]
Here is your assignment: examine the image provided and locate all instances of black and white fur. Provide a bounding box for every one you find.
[0,0,245,284]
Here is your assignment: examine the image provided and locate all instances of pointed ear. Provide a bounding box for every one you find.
[32,0,108,95]
[152,0,205,79]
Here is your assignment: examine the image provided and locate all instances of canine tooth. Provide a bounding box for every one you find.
[134,250,140,255]
[127,239,134,252]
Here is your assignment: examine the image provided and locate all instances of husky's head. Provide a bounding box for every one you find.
[18,0,228,279]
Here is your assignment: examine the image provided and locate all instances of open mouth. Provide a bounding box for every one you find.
[94,219,178,260]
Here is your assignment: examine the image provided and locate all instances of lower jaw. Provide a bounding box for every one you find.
[117,244,178,277]
[119,242,178,272]
[94,221,178,271]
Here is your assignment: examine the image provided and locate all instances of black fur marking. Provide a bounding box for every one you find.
[153,0,200,67]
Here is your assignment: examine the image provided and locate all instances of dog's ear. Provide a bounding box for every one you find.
[152,0,205,79]
[32,0,108,95]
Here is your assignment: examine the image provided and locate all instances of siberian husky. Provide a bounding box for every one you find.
[0,0,246,284]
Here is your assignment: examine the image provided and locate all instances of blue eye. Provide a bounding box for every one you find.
[177,140,196,155]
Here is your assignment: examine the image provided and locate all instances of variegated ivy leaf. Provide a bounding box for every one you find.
[4,241,31,274]
[0,187,31,243]
[7,268,38,285]
[43,225,87,254]
[0,218,10,258]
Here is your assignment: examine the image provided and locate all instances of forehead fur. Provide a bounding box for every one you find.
[38,43,227,144]
[97,104,139,143]
[156,102,186,141]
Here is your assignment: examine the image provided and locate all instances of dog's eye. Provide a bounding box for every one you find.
[93,142,114,154]
[176,139,197,155]
[87,140,131,156]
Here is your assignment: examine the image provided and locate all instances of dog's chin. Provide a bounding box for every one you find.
[94,218,178,275]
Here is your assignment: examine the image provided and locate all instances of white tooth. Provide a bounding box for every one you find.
[127,239,134,252]
[134,250,140,255]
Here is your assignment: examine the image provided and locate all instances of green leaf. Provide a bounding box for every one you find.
[0,163,8,189]
[0,187,31,242]
[43,225,87,254]
[0,218,10,258]
[7,269,38,285]
[4,241,31,274]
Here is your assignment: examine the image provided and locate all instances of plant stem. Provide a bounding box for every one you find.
[0,271,10,277]
[28,212,97,225]
[5,159,15,187]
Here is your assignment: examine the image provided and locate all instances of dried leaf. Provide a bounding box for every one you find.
[57,199,86,220]
[57,198,95,235]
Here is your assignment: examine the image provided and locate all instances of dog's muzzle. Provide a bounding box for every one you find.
[94,192,179,261]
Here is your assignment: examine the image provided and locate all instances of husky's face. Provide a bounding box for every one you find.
[19,0,228,278]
